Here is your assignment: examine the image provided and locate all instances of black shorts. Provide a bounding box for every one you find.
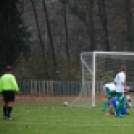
[2,90,15,102]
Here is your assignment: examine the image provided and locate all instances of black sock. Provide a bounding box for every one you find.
[3,106,7,117]
[7,107,13,118]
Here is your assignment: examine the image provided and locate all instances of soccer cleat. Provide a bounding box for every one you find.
[118,114,125,118]
[115,114,119,118]
[115,112,125,118]
[3,116,8,120]
[113,111,122,118]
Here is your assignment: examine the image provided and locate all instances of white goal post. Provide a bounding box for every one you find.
[70,51,134,107]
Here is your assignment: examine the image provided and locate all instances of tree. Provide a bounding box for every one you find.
[0,0,30,74]
[124,0,133,51]
[86,0,96,51]
[30,0,45,57]
[42,0,57,78]
[69,0,96,51]
[98,0,110,51]
[61,0,70,62]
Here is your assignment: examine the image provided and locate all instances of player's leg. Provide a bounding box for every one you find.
[102,87,110,111]
[102,101,109,111]
[107,104,114,115]
[121,105,129,115]
[3,102,8,119]
[115,92,126,117]
[2,91,8,119]
[3,91,15,120]
[7,101,14,120]
[5,91,15,120]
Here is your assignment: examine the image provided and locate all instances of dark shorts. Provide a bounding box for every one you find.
[2,90,15,102]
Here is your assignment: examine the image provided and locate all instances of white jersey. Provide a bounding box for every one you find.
[115,71,126,92]
[103,82,116,91]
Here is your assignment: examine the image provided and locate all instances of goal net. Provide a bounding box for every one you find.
[69,51,134,107]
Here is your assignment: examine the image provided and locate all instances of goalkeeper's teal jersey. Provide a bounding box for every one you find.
[0,74,19,92]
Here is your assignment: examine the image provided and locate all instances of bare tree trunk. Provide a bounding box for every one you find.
[18,0,25,14]
[30,0,45,56]
[41,0,57,78]
[98,0,110,51]
[63,1,70,62]
[86,0,96,51]
[124,0,133,51]
[8,0,12,26]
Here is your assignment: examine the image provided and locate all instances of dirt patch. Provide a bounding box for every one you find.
[0,94,133,103]
[0,94,105,103]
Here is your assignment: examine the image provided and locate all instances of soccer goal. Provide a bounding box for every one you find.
[69,51,134,107]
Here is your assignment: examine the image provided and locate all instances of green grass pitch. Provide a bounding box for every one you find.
[0,102,134,134]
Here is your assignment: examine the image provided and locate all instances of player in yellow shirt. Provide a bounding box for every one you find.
[0,66,19,120]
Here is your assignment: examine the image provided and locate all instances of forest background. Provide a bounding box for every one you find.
[0,0,134,80]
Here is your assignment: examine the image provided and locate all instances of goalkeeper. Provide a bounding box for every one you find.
[102,82,116,111]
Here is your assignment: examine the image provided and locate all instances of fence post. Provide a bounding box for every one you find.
[50,81,53,95]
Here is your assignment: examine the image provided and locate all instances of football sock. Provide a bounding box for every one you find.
[3,106,7,117]
[102,101,108,111]
[115,103,123,116]
[7,107,13,118]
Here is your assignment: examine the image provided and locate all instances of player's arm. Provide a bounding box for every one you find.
[108,105,114,114]
[0,77,3,93]
[114,76,117,85]
[121,82,127,88]
[121,74,129,90]
[11,75,19,92]
[108,98,114,114]
[121,82,129,92]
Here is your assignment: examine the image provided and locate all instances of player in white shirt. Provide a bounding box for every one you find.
[114,65,129,117]
[102,82,116,111]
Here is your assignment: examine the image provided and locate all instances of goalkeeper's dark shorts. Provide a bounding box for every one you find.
[2,90,15,102]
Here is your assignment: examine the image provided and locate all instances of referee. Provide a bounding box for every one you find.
[0,66,19,120]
